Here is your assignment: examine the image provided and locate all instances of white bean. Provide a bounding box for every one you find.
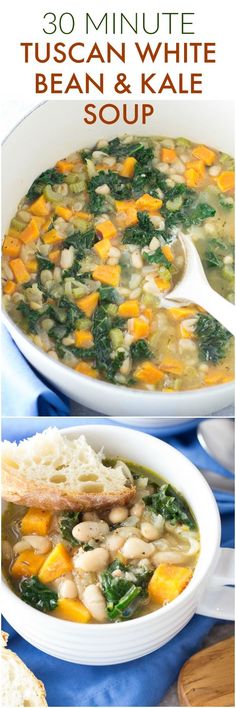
[140,522,159,541]
[95,184,111,195]
[131,251,143,269]
[122,536,155,560]
[130,501,144,518]
[60,247,74,269]
[74,547,109,572]
[107,257,119,266]
[60,579,78,599]
[109,246,121,258]
[149,236,160,251]
[72,521,109,543]
[130,287,141,299]
[13,540,31,555]
[108,506,129,524]
[119,357,131,376]
[23,535,52,554]
[2,540,12,561]
[83,584,107,622]
[105,534,124,552]
[209,164,221,177]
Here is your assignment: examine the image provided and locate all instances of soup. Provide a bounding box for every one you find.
[2,135,234,391]
[2,463,200,623]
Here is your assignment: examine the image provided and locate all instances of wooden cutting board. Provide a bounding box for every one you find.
[178,636,234,707]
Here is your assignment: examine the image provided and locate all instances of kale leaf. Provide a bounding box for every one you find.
[20,576,58,613]
[195,313,232,363]
[99,286,121,304]
[144,484,196,529]
[17,302,43,333]
[59,511,82,546]
[106,138,154,165]
[123,211,156,247]
[204,238,233,269]
[100,559,152,621]
[130,339,152,361]
[64,229,96,254]
[88,171,132,212]
[143,248,172,268]
[26,168,64,202]
[36,254,54,273]
[92,305,124,381]
[183,202,216,227]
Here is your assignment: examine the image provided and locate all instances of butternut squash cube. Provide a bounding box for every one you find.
[96,221,117,240]
[52,598,91,623]
[38,543,73,583]
[118,300,140,318]
[92,265,121,287]
[135,194,163,212]
[43,229,63,245]
[9,259,30,284]
[159,356,184,376]
[77,291,99,317]
[217,171,235,193]
[55,205,73,220]
[28,195,50,217]
[19,219,40,244]
[192,144,216,166]
[21,508,52,536]
[3,236,21,258]
[3,280,16,295]
[75,331,94,348]
[161,148,177,163]
[120,157,137,178]
[11,549,48,578]
[93,239,111,261]
[134,361,164,384]
[133,318,150,340]
[148,563,193,605]
[56,160,74,173]
[75,362,98,378]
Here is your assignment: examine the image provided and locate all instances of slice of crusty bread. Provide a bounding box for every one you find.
[1,428,135,511]
[1,632,47,707]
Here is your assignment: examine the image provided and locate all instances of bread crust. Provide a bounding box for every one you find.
[2,469,136,511]
[1,636,47,706]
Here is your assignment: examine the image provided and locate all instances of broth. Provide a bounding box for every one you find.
[2,462,200,624]
[2,135,234,391]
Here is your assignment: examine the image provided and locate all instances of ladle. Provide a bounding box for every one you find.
[165,233,235,336]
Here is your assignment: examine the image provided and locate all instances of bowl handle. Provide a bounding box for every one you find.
[196,548,235,621]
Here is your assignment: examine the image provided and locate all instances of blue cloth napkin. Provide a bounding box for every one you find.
[1,326,69,416]
[2,419,234,707]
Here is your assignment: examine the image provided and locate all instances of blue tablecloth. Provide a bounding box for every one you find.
[2,419,234,707]
[1,326,69,416]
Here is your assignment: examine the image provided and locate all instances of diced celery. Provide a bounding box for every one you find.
[175,137,191,147]
[72,284,87,298]
[77,318,92,330]
[70,217,89,233]
[219,153,234,169]
[65,173,81,185]
[44,185,63,203]
[69,180,86,194]
[166,196,183,212]
[219,194,234,209]
[222,266,234,282]
[10,218,25,231]
[110,328,124,349]
[106,304,118,316]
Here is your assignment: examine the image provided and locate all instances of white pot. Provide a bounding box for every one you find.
[2,100,234,415]
[2,424,234,665]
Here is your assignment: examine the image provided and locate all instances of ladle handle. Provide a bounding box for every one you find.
[192,281,235,336]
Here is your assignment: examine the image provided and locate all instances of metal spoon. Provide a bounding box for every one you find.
[165,232,235,335]
[197,419,235,474]
[198,466,234,493]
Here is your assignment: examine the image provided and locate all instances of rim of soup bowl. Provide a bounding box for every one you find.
[2,424,221,633]
[2,310,234,404]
